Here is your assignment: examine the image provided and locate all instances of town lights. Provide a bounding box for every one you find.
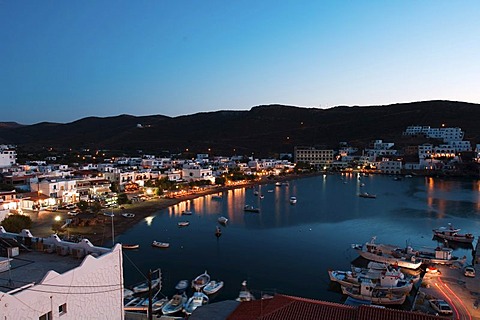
[54,216,61,222]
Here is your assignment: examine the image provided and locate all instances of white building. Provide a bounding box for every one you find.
[0,227,124,319]
[182,165,215,183]
[0,145,17,168]
[403,125,464,142]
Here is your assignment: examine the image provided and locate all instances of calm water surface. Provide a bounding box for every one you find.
[118,174,480,303]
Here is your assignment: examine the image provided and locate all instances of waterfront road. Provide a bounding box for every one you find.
[415,263,480,320]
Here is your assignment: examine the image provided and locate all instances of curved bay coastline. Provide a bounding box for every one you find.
[29,173,320,246]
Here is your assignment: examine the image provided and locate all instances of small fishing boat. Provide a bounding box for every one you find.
[122,243,140,250]
[152,241,170,248]
[358,192,376,199]
[175,280,189,292]
[211,194,223,200]
[122,213,135,218]
[260,194,265,199]
[132,270,161,293]
[182,211,193,215]
[183,291,209,315]
[340,280,407,305]
[432,223,474,243]
[244,205,260,213]
[178,221,190,227]
[203,280,224,295]
[191,270,210,291]
[161,293,188,315]
[236,280,255,302]
[218,216,228,224]
[253,190,259,196]
[289,196,297,204]
[215,226,222,237]
[124,288,134,299]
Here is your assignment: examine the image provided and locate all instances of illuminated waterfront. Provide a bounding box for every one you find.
[119,173,480,303]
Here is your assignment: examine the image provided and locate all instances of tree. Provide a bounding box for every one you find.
[1,214,32,233]
[117,193,130,205]
[91,201,103,214]
[77,200,89,213]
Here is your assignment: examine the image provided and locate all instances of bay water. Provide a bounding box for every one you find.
[119,173,480,303]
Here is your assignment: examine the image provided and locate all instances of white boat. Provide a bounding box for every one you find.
[175,279,189,291]
[236,280,255,302]
[183,291,209,315]
[289,196,297,204]
[328,267,414,294]
[275,182,282,187]
[218,216,228,224]
[132,271,161,294]
[182,211,193,215]
[253,190,259,196]
[178,221,190,227]
[122,243,140,250]
[161,293,187,315]
[203,280,224,295]
[351,237,422,269]
[124,288,134,299]
[151,297,169,313]
[152,241,170,248]
[244,205,260,213]
[358,192,376,199]
[433,224,474,243]
[122,213,135,218]
[191,270,210,291]
[340,280,407,305]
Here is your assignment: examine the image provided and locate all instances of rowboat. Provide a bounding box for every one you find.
[215,226,222,237]
[191,270,210,291]
[175,279,189,292]
[122,243,140,250]
[203,280,224,295]
[184,291,209,315]
[218,216,228,224]
[152,241,170,248]
[244,205,260,213]
[161,293,187,315]
[289,196,297,204]
[132,270,161,293]
[178,221,190,227]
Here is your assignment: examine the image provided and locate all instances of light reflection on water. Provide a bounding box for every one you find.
[119,174,480,303]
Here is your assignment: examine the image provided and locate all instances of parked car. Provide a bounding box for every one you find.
[65,204,77,210]
[103,212,114,217]
[67,211,79,216]
[429,299,453,315]
[464,266,476,278]
[46,206,58,211]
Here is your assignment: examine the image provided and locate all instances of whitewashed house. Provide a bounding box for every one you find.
[0,227,124,319]
[182,165,215,183]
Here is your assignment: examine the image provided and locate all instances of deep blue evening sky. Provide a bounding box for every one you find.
[1,1,479,124]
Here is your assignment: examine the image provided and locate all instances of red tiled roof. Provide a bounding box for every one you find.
[227,295,440,320]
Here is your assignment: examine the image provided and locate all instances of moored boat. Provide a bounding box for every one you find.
[183,291,209,315]
[244,205,260,213]
[328,266,414,294]
[236,280,255,302]
[178,221,190,227]
[203,280,224,295]
[211,194,223,200]
[122,213,135,218]
[191,270,210,291]
[433,224,474,243]
[218,216,228,224]
[289,196,297,204]
[175,279,189,292]
[351,237,422,269]
[358,192,376,199]
[182,211,193,215]
[122,243,140,250]
[132,270,161,293]
[215,226,222,237]
[340,280,407,305]
[161,293,187,315]
[152,241,170,248]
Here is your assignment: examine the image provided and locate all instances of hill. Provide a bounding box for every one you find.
[1,100,479,157]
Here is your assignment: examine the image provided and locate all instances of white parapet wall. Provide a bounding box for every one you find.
[0,228,125,320]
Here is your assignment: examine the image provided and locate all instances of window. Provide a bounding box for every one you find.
[39,312,52,320]
[59,303,67,315]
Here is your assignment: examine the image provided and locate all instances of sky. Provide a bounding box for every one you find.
[1,1,480,124]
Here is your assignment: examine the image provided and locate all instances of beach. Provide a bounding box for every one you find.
[29,173,316,247]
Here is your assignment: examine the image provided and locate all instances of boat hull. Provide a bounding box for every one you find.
[354,248,422,269]
[341,286,406,305]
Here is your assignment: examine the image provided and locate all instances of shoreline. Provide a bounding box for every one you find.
[29,173,321,247]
